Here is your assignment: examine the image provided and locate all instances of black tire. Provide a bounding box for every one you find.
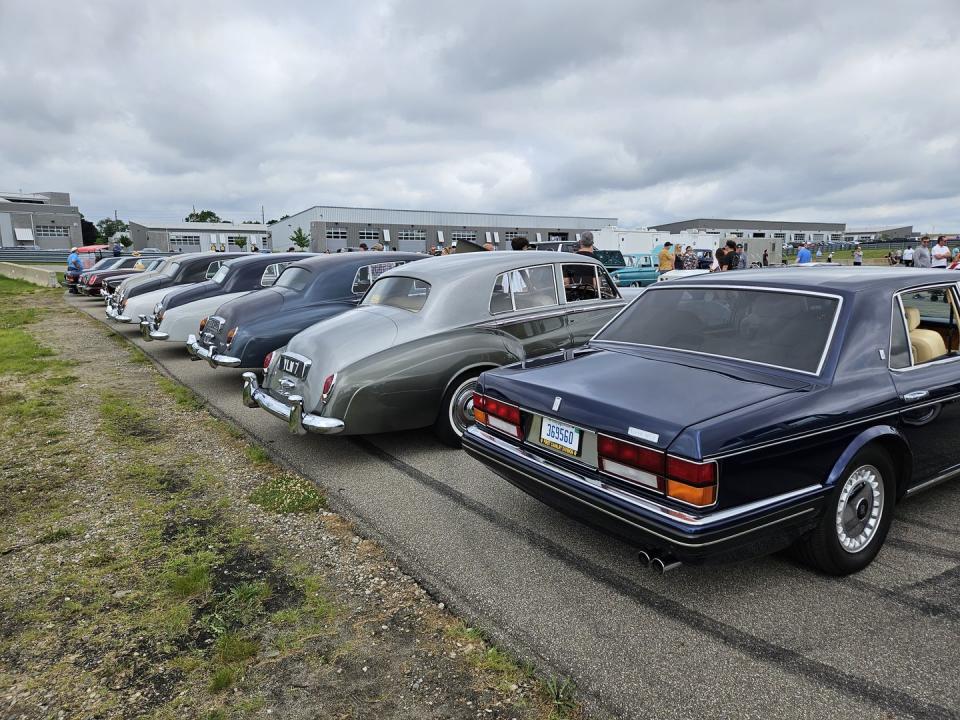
[434,372,481,448]
[794,445,896,575]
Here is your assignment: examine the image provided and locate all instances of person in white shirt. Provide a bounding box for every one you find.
[932,236,951,268]
[902,245,915,267]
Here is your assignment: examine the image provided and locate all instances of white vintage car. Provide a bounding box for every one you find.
[138,254,301,343]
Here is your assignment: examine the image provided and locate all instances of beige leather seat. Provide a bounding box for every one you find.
[905,306,947,363]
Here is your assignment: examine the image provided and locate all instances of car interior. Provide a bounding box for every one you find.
[895,285,959,365]
[490,265,559,313]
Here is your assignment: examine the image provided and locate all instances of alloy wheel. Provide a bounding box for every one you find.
[448,377,478,437]
[835,464,884,553]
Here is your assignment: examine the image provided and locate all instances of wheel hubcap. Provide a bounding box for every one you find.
[835,464,884,553]
[449,379,478,437]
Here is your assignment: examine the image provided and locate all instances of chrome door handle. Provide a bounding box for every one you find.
[903,390,930,402]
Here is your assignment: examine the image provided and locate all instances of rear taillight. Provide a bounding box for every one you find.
[226,327,237,346]
[199,317,207,332]
[597,434,717,507]
[89,275,97,284]
[597,435,664,491]
[263,351,274,370]
[472,393,522,438]
[321,373,336,404]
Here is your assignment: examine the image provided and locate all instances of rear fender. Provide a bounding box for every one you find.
[825,425,912,496]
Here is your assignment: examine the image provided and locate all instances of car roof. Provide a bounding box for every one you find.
[653,267,960,294]
[386,250,602,283]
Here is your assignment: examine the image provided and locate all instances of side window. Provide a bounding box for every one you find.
[896,286,958,366]
[261,262,290,287]
[489,264,559,315]
[597,269,618,300]
[561,263,600,303]
[890,301,911,369]
[352,261,406,294]
[203,261,221,280]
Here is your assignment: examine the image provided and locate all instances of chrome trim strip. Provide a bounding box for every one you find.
[465,428,818,548]
[469,427,821,528]
[589,284,845,377]
[905,466,960,496]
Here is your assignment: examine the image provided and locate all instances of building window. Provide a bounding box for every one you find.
[358,228,380,243]
[730,231,744,238]
[773,232,786,240]
[451,231,477,243]
[35,225,70,237]
[397,229,426,244]
[830,233,842,242]
[227,235,251,248]
[170,234,201,248]
[793,233,806,242]
[504,231,525,241]
[813,233,824,242]
[752,232,766,238]
[326,227,348,241]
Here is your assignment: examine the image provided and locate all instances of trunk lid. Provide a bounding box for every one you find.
[484,347,804,450]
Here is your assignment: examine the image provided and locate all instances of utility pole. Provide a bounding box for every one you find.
[261,204,265,225]
[114,209,118,221]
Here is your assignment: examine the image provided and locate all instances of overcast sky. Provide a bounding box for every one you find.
[2,1,959,230]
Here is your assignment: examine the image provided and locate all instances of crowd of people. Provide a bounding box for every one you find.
[657,238,769,275]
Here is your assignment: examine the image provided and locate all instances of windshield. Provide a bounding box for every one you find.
[361,276,431,312]
[274,267,311,292]
[595,286,841,374]
[211,265,231,284]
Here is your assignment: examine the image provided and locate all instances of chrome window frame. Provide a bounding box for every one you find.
[488,262,560,316]
[590,283,845,378]
[889,281,960,374]
[350,260,407,295]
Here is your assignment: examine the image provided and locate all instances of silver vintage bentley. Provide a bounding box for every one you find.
[243,251,634,445]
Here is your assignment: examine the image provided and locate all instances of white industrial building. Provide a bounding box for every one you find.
[267,205,617,253]
[0,190,82,249]
[128,221,270,252]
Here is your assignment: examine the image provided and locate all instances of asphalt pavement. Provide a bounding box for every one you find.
[71,295,960,720]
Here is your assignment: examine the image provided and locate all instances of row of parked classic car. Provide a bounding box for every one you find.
[78,250,960,576]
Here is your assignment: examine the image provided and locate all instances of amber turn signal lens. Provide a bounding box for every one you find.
[473,408,488,424]
[666,479,716,507]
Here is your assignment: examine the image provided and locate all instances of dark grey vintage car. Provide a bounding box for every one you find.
[242,251,633,445]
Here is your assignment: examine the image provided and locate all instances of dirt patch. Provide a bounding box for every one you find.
[0,289,582,720]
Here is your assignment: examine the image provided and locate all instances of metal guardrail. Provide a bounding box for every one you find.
[0,249,170,264]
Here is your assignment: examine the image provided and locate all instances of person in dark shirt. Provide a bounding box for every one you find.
[718,240,739,271]
[511,235,530,251]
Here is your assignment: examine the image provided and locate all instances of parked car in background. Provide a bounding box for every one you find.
[106,252,244,322]
[98,258,168,299]
[140,253,304,343]
[463,267,960,575]
[188,252,425,369]
[77,257,152,296]
[141,247,163,254]
[611,253,658,287]
[242,252,631,446]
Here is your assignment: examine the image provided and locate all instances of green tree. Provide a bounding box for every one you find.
[119,235,133,249]
[233,236,248,251]
[184,209,222,223]
[96,217,128,241]
[290,227,310,250]
[267,214,290,226]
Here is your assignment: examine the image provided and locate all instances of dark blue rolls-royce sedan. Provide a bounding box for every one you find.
[463,268,960,575]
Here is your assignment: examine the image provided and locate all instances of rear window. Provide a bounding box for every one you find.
[211,265,231,284]
[274,267,311,292]
[595,287,841,374]
[351,261,407,294]
[362,276,430,312]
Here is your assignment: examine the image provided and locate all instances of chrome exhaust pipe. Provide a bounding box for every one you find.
[651,556,682,574]
[637,550,653,568]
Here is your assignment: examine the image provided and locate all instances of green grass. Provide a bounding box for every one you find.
[163,555,213,599]
[249,474,324,514]
[0,277,44,294]
[243,444,270,464]
[157,377,205,410]
[215,633,259,663]
[208,665,236,693]
[99,391,163,441]
[37,526,78,544]
[543,676,577,719]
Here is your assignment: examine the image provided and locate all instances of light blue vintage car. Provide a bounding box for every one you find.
[610,253,659,287]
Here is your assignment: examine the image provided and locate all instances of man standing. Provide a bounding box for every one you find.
[932,236,951,269]
[915,237,932,268]
[719,239,739,271]
[577,231,596,256]
[902,245,915,266]
[66,247,83,293]
[657,241,674,274]
[762,249,769,267]
[112,241,122,257]
[736,243,748,269]
[796,242,813,264]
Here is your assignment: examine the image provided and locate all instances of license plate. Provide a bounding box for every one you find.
[279,354,307,379]
[539,417,582,456]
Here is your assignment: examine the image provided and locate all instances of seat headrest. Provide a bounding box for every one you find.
[905,306,921,330]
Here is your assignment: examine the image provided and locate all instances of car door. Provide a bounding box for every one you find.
[488,264,569,359]
[559,261,626,346]
[889,283,960,485]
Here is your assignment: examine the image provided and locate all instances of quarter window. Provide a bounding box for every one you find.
[490,265,559,314]
[351,261,407,294]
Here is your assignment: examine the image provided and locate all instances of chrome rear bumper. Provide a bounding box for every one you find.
[186,334,241,368]
[241,372,344,435]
